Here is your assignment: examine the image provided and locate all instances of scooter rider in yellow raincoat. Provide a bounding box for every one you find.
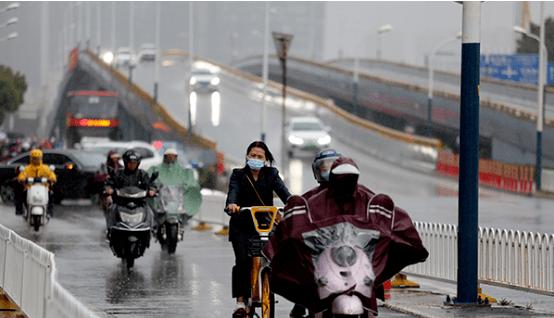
[15,149,57,217]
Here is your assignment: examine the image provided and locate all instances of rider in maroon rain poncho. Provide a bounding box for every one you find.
[264,157,428,317]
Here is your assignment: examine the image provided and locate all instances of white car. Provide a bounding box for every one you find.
[286,117,332,157]
[189,66,220,93]
[138,44,156,62]
[81,140,162,171]
[114,47,136,68]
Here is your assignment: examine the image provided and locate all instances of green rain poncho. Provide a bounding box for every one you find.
[148,163,202,216]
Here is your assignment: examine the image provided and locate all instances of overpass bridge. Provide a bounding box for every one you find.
[236,56,554,167]
[44,49,218,168]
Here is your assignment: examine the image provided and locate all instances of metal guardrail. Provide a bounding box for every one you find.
[405,222,554,295]
[0,224,100,318]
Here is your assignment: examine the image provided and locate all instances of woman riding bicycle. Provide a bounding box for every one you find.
[225,141,291,318]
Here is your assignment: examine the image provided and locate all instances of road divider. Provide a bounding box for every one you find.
[436,151,535,194]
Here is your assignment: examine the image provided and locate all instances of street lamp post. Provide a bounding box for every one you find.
[153,1,161,102]
[513,4,546,191]
[457,1,481,305]
[272,32,293,176]
[187,2,194,135]
[427,33,462,136]
[96,2,101,55]
[260,1,270,142]
[128,2,135,83]
[376,24,392,60]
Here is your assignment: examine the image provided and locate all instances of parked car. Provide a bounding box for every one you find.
[0,150,105,203]
[286,116,332,157]
[138,43,156,62]
[80,140,163,171]
[114,47,136,67]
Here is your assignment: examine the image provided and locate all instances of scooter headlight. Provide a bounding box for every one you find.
[119,212,144,227]
[331,246,358,267]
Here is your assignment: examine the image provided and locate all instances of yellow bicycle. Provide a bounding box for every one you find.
[240,206,281,318]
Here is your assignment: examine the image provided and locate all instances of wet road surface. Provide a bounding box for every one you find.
[0,202,415,317]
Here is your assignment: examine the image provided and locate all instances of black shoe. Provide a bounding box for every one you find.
[232,307,247,318]
[15,209,23,215]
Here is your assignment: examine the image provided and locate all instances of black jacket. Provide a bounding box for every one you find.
[105,168,155,191]
[225,166,291,241]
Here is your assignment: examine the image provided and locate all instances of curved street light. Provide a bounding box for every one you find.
[0,2,19,13]
[513,8,547,190]
[0,31,17,42]
[0,17,17,28]
[376,24,393,60]
[427,32,462,135]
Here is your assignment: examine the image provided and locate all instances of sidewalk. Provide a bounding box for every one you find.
[383,276,554,318]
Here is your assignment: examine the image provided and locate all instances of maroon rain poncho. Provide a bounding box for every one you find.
[263,157,428,315]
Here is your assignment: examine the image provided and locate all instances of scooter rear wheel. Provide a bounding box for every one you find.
[167,223,178,254]
[33,215,41,232]
[126,256,135,269]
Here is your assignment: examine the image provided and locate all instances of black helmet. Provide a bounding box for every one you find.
[122,149,142,167]
[312,149,341,183]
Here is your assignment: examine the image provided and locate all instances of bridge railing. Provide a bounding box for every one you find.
[405,221,554,295]
[0,224,100,318]
[179,51,442,170]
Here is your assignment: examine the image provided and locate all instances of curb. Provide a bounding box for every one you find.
[382,301,442,318]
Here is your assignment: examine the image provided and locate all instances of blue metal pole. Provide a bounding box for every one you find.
[537,130,542,190]
[457,1,480,305]
[536,2,546,192]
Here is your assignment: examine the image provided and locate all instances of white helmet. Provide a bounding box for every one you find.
[163,148,178,156]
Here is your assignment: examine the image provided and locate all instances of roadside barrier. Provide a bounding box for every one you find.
[405,222,554,295]
[0,224,100,318]
[193,189,229,233]
[436,151,535,194]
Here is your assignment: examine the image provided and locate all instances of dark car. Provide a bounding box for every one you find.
[0,149,105,204]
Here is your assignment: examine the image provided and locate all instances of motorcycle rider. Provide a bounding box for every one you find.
[105,150,123,174]
[147,148,202,225]
[264,157,428,316]
[15,149,57,217]
[104,149,157,229]
[289,149,341,318]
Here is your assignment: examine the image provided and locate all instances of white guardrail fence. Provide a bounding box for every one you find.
[0,223,100,318]
[405,222,554,294]
[194,191,554,294]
